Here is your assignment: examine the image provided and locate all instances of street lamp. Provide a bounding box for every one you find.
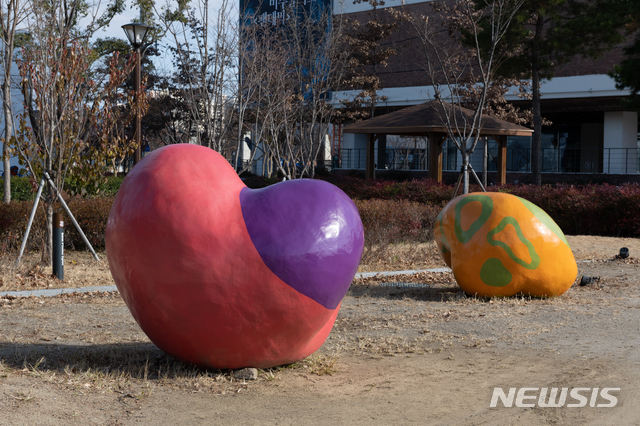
[122,22,152,165]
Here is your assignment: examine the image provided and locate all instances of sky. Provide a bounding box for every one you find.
[84,0,231,75]
[85,0,407,75]
[84,0,176,74]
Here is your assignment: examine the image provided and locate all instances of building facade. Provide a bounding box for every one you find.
[332,0,640,182]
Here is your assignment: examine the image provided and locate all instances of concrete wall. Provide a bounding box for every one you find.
[341,133,368,169]
[603,111,638,174]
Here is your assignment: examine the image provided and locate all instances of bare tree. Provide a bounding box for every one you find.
[337,0,400,123]
[280,3,348,178]
[458,77,541,185]
[159,0,238,154]
[0,0,30,203]
[235,20,288,176]
[13,0,142,264]
[399,0,525,194]
[239,0,348,179]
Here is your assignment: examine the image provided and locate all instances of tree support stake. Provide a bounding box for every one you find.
[15,171,100,268]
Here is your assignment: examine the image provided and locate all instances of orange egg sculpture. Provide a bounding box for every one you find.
[434,192,577,297]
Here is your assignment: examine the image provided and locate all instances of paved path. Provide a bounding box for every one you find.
[0,268,452,298]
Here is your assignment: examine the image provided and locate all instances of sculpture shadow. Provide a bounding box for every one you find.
[0,342,227,379]
[347,283,470,303]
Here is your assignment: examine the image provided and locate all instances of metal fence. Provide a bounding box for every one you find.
[333,148,438,171]
[334,146,640,175]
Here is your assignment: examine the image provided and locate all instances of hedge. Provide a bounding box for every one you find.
[0,176,126,202]
[329,178,640,237]
[355,199,443,249]
[0,198,112,253]
[0,177,37,201]
[2,182,640,254]
[501,183,640,237]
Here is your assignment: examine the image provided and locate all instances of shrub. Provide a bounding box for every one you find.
[323,176,455,204]
[2,181,640,256]
[0,197,115,254]
[0,176,37,201]
[0,175,127,202]
[100,176,125,197]
[0,200,47,254]
[354,198,443,264]
[495,183,640,237]
[355,199,442,245]
[64,197,114,249]
[241,175,282,189]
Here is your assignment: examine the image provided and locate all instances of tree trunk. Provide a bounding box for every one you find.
[462,152,470,194]
[2,59,13,204]
[42,196,54,266]
[41,148,54,265]
[2,140,9,203]
[482,137,488,188]
[531,14,544,186]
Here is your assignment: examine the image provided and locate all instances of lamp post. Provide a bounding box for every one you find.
[122,22,152,166]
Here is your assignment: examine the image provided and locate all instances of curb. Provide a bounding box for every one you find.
[0,267,452,299]
[0,285,118,298]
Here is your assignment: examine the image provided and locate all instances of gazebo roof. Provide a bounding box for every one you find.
[343,101,533,137]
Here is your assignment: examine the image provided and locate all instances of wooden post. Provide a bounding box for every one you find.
[496,135,507,185]
[427,132,445,182]
[366,134,378,180]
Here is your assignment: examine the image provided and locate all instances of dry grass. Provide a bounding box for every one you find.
[297,354,339,376]
[1,235,638,397]
[0,341,342,398]
[358,241,446,273]
[0,250,113,291]
[0,269,633,395]
[0,345,256,397]
[566,235,640,261]
[0,240,446,292]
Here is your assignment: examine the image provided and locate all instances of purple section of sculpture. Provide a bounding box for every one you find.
[239,180,364,310]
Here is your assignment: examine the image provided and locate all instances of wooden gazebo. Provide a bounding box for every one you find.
[342,101,534,184]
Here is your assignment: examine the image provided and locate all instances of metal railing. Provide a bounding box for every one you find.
[333,147,459,171]
[541,147,640,174]
[333,148,436,171]
[334,146,640,175]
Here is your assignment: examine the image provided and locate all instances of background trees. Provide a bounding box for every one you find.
[11,0,144,264]
[237,0,348,179]
[402,0,526,194]
[0,0,30,204]
[337,0,400,122]
[159,0,238,153]
[2,0,637,216]
[611,1,640,113]
[482,0,626,185]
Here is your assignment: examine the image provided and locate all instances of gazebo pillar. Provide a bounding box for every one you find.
[427,132,446,182]
[366,134,378,180]
[494,135,508,185]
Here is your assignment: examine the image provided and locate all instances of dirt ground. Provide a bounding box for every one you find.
[1,236,640,425]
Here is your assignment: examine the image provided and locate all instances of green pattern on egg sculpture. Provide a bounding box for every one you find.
[518,197,570,246]
[434,192,578,297]
[454,194,494,243]
[486,216,540,270]
[480,258,513,287]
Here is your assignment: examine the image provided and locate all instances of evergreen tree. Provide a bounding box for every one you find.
[474,0,626,185]
[610,1,640,112]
